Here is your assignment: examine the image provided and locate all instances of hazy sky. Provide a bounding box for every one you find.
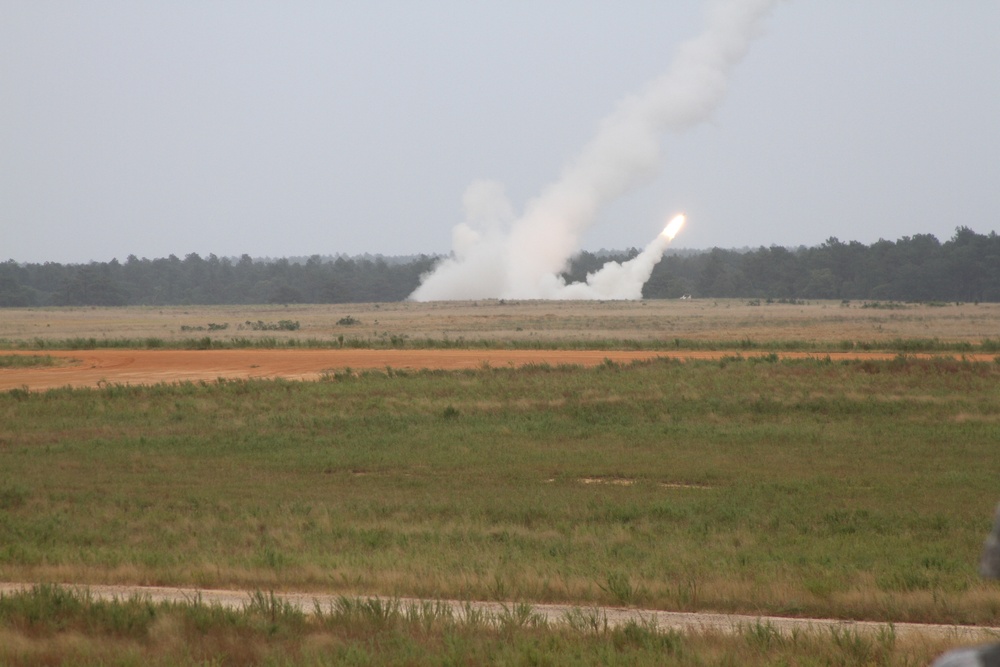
[2,1,998,264]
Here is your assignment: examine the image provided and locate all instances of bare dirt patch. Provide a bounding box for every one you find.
[580,477,636,486]
[2,348,993,391]
[0,349,661,391]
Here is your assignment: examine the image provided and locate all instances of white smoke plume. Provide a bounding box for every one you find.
[410,0,780,302]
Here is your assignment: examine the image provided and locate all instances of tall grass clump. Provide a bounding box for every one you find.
[0,586,961,666]
[0,584,156,638]
[0,354,59,368]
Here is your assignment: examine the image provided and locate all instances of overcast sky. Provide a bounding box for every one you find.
[2,1,998,264]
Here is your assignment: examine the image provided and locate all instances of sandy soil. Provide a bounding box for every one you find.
[3,348,993,392]
[0,583,995,643]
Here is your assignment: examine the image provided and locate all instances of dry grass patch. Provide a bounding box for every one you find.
[5,300,1000,348]
[0,585,975,666]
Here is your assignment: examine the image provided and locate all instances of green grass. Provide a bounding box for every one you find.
[0,354,61,368]
[0,585,954,666]
[2,357,1000,627]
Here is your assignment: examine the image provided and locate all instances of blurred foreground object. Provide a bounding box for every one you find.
[980,504,1000,580]
[930,504,1000,666]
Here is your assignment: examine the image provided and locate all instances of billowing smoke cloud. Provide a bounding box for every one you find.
[410,0,780,301]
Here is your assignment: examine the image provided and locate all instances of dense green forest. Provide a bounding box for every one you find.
[2,227,997,306]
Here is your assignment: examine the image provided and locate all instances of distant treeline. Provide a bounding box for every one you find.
[2,226,998,306]
[0,254,437,307]
[580,227,1000,303]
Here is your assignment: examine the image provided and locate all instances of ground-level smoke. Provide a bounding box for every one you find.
[409,0,780,302]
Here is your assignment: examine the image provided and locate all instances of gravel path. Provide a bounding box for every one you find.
[1,582,997,643]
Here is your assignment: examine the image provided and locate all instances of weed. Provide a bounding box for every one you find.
[743,620,783,652]
[497,602,545,632]
[0,585,157,639]
[0,482,29,510]
[613,617,683,655]
[459,602,489,630]
[242,320,301,331]
[831,626,870,657]
[862,301,909,310]
[599,573,644,606]
[0,354,57,368]
[487,573,508,601]
[6,385,30,400]
[403,599,453,633]
[563,607,609,635]
[673,577,700,609]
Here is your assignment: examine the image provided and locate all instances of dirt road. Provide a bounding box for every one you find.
[2,348,991,391]
[0,583,995,643]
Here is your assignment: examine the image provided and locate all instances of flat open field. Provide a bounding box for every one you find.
[3,299,1000,345]
[2,300,998,391]
[3,300,1000,664]
[5,356,1000,614]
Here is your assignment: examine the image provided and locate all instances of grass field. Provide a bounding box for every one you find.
[3,299,1000,349]
[3,302,1000,664]
[3,357,1000,617]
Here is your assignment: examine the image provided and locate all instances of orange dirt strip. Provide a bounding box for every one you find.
[2,349,994,391]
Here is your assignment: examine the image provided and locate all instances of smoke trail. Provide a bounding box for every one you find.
[410,0,780,301]
[557,218,682,300]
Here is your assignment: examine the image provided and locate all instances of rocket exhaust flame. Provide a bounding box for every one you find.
[410,0,780,301]
[661,214,686,241]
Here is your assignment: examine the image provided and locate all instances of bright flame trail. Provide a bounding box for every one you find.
[661,213,686,241]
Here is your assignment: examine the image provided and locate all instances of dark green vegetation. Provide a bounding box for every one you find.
[0,354,59,368]
[3,226,1000,306]
[3,357,1000,628]
[7,334,1000,354]
[0,585,940,666]
[0,253,437,307]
